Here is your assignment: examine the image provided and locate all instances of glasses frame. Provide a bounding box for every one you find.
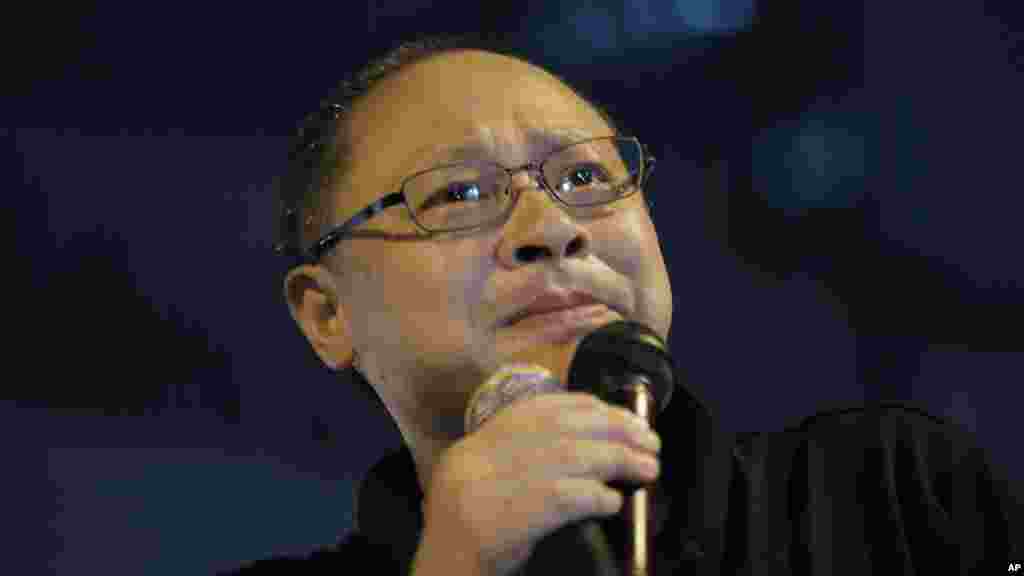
[275,105,657,267]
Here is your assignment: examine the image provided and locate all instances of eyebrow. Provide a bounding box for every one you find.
[402,127,600,173]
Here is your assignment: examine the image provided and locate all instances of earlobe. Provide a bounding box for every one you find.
[322,310,357,372]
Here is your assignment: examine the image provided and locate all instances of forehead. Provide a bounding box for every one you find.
[343,50,612,183]
[367,49,603,129]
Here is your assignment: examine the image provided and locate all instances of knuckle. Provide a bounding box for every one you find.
[624,445,642,474]
[552,432,573,453]
[625,420,649,447]
[551,409,575,432]
[600,443,623,478]
[554,440,579,470]
[550,480,578,516]
[616,407,643,428]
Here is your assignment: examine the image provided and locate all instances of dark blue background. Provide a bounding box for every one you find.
[4,1,1022,574]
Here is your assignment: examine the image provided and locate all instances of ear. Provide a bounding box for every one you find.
[283,264,355,371]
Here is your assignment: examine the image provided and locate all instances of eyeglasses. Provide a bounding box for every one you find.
[275,106,657,266]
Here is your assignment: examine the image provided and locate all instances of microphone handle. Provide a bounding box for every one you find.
[604,374,658,576]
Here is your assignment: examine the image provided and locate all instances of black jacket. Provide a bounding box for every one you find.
[223,393,1021,575]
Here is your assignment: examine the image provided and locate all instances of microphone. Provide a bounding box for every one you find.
[567,320,676,576]
[462,321,675,576]
[464,362,564,436]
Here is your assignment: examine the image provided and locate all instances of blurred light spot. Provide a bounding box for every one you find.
[671,0,754,32]
[537,3,621,65]
[753,109,872,215]
[535,0,756,66]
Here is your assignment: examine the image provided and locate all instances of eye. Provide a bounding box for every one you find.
[559,163,610,193]
[421,181,484,211]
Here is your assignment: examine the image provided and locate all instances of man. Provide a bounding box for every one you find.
[226,34,1020,575]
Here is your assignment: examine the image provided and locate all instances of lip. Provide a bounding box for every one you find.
[499,303,615,344]
[502,290,604,328]
[506,302,608,327]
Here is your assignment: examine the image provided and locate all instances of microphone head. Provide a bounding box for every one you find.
[567,320,676,415]
[464,363,562,435]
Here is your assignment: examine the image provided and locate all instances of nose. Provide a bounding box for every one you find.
[497,164,591,266]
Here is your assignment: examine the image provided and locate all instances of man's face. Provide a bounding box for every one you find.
[326,50,673,433]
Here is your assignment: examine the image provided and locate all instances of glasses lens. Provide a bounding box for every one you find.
[544,138,642,206]
[404,161,510,231]
[403,138,644,232]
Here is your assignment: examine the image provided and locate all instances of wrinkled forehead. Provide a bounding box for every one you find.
[348,50,612,169]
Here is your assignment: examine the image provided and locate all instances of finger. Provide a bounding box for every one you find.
[551,439,661,484]
[558,406,662,455]
[538,477,624,534]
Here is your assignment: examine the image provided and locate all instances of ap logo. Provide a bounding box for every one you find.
[1009,562,1022,573]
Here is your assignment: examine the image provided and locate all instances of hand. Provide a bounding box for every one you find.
[413,391,662,576]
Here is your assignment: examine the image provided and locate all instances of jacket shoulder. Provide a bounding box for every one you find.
[734,400,1022,570]
[734,400,958,450]
[792,400,953,434]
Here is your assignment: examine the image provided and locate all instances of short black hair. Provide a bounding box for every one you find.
[272,31,625,271]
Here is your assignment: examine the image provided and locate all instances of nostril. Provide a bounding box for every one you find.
[515,245,551,263]
[565,236,585,256]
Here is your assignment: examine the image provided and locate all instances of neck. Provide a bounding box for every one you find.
[411,435,446,497]
[394,405,465,500]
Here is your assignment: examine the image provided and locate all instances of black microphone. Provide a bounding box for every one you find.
[567,320,676,576]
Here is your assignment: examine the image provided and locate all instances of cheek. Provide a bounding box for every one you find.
[388,245,484,331]
[597,207,657,276]
[596,209,673,335]
[356,239,487,316]
[345,247,452,334]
